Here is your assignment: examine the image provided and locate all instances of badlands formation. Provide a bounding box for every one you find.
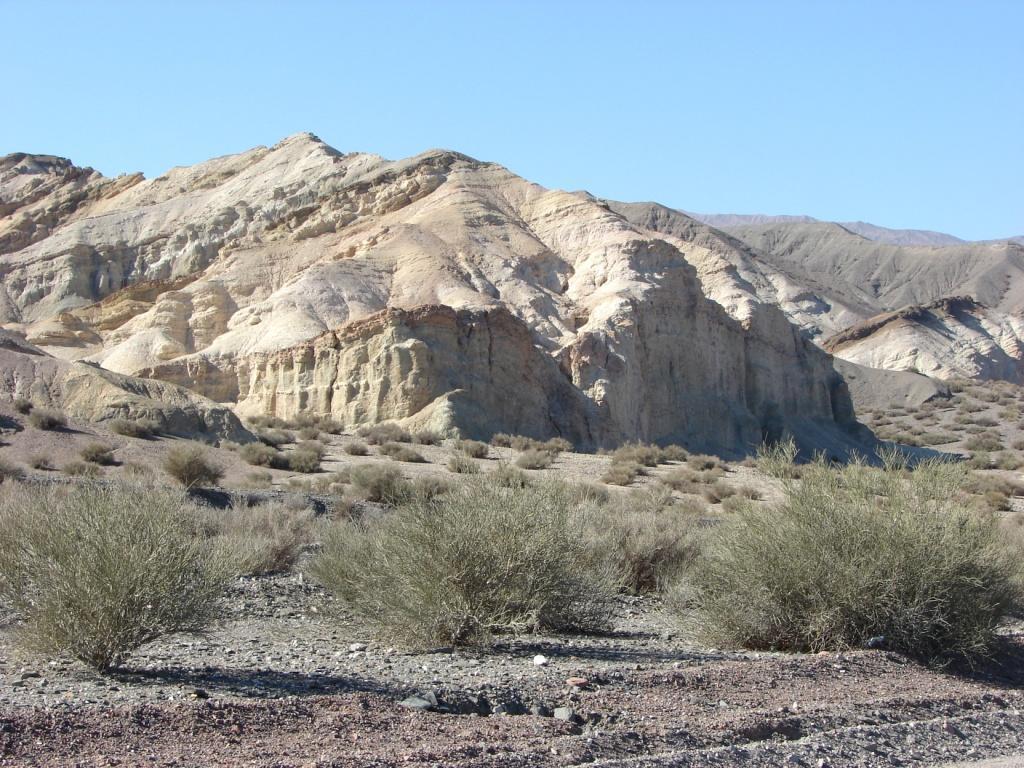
[0,135,871,453]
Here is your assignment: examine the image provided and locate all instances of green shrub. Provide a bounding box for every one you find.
[681,458,1020,662]
[583,489,700,594]
[308,478,614,647]
[358,422,412,445]
[348,463,411,504]
[602,461,641,486]
[755,438,801,479]
[448,453,480,474]
[80,442,116,466]
[0,483,231,671]
[163,445,223,488]
[13,397,33,415]
[455,439,489,459]
[107,418,160,439]
[239,442,280,467]
[344,440,369,456]
[63,460,99,478]
[28,408,66,431]
[199,501,318,577]
[516,448,553,470]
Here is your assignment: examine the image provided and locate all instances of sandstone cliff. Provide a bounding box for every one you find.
[0,134,870,454]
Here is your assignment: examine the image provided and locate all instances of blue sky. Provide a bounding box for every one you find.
[3,1,1021,239]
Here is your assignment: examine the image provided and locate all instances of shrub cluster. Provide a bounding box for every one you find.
[28,408,66,431]
[108,417,160,439]
[358,422,412,445]
[163,445,223,488]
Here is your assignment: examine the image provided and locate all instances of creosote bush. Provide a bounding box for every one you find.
[239,442,279,467]
[108,418,160,439]
[344,441,369,456]
[198,500,319,577]
[680,457,1020,662]
[27,408,66,431]
[755,438,801,479]
[455,439,490,459]
[164,445,223,488]
[413,429,442,446]
[516,448,553,470]
[0,482,232,671]
[601,461,642,486]
[81,442,116,466]
[448,453,480,474]
[348,463,411,504]
[286,449,322,473]
[308,477,615,647]
[358,422,412,445]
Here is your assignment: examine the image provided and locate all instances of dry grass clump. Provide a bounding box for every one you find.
[455,439,490,459]
[358,422,412,445]
[285,448,322,473]
[63,460,99,478]
[448,453,480,474]
[491,462,529,488]
[244,470,273,489]
[198,500,319,577]
[661,444,689,462]
[680,457,1020,662]
[601,461,643,486]
[612,442,663,467]
[80,442,116,466]
[543,437,574,454]
[239,442,279,467]
[755,438,801,479]
[379,442,426,463]
[27,408,66,431]
[108,418,160,439]
[344,440,369,456]
[308,477,615,647]
[413,429,442,445]
[701,480,737,504]
[583,489,701,594]
[516,448,553,470]
[0,457,24,483]
[490,433,514,448]
[163,445,223,488]
[13,397,33,415]
[965,433,1005,453]
[687,453,723,471]
[256,428,293,448]
[0,482,231,671]
[348,463,411,504]
[297,426,321,441]
[28,455,53,471]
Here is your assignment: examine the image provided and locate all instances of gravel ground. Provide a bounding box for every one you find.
[2,575,1023,767]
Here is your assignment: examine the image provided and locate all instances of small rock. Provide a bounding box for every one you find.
[19,671,41,681]
[349,643,367,652]
[866,635,886,649]
[533,654,549,666]
[191,688,210,700]
[553,706,583,724]
[530,702,553,717]
[566,677,590,688]
[399,695,435,712]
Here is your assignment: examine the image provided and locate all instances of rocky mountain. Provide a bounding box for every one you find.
[0,134,870,455]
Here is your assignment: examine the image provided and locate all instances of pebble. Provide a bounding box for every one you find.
[532,654,549,666]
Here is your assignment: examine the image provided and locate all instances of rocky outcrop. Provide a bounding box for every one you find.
[0,135,874,454]
[0,332,251,442]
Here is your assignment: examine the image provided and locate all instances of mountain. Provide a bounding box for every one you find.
[0,134,870,455]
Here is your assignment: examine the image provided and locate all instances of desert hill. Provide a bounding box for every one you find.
[0,134,869,455]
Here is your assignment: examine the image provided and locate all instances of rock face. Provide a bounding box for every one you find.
[0,332,251,442]
[0,134,870,453]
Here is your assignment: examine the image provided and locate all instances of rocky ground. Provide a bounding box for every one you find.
[1,574,1022,767]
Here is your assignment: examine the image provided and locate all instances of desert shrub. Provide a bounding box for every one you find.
[413,429,442,446]
[542,437,574,454]
[80,442,116,466]
[386,445,426,463]
[755,438,801,479]
[199,501,318,577]
[63,460,99,478]
[348,463,411,504]
[13,397,33,415]
[583,489,700,594]
[687,453,723,471]
[256,428,293,447]
[612,443,663,467]
[966,434,1005,453]
[244,470,273,489]
[359,422,412,445]
[736,485,762,500]
[107,418,159,439]
[602,461,641,486]
[701,480,737,504]
[412,475,451,500]
[959,401,984,413]
[491,462,529,488]
[308,478,615,647]
[0,483,231,671]
[661,444,689,462]
[919,432,959,446]
[681,458,1020,662]
[341,441,366,456]
[455,439,489,459]
[286,449,322,473]
[490,433,514,448]
[0,457,23,483]
[28,408,66,431]
[27,454,52,471]
[163,445,223,488]
[996,452,1024,471]
[295,439,326,458]
[297,426,321,441]
[448,453,480,474]
[973,416,999,428]
[516,448,554,470]
[317,418,343,435]
[720,495,749,514]
[239,442,280,467]
[510,435,542,451]
[660,467,699,493]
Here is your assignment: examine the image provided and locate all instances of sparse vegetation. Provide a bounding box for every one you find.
[448,453,480,474]
[344,440,369,456]
[348,463,411,504]
[516,448,553,470]
[413,429,442,446]
[239,442,280,467]
[63,460,99,478]
[358,422,412,445]
[681,457,1020,662]
[491,462,529,488]
[602,461,642,486]
[0,483,231,671]
[755,438,801,479]
[0,457,23,483]
[455,439,489,459]
[13,397,33,415]
[108,418,160,439]
[80,442,116,465]
[27,408,66,431]
[308,477,615,647]
[285,448,322,473]
[163,445,223,488]
[200,500,318,577]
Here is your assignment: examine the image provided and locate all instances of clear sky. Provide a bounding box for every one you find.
[3,0,1021,240]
